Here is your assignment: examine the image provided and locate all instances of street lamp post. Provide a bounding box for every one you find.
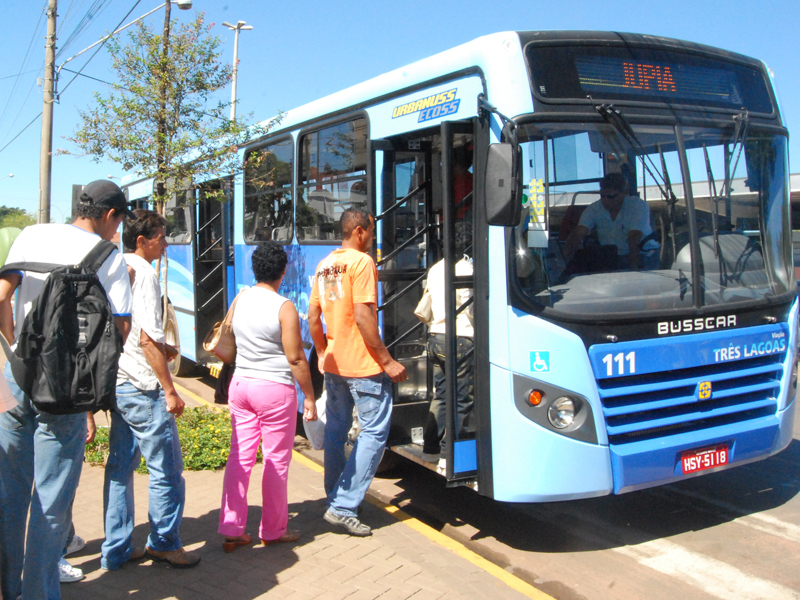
[222,21,253,121]
[38,0,194,224]
[0,174,13,183]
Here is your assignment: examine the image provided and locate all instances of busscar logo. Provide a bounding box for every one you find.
[698,381,712,400]
[657,315,736,335]
[392,89,460,123]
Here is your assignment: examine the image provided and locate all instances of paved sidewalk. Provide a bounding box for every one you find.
[62,439,533,600]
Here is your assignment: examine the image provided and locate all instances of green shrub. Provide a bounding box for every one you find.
[85,406,260,472]
[85,426,111,467]
[178,406,233,471]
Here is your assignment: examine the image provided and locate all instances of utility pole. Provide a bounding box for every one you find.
[38,0,57,224]
[222,21,252,121]
[154,0,172,213]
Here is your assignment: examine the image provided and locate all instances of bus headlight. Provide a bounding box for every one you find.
[548,397,576,429]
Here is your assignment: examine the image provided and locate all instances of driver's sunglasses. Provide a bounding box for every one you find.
[600,191,622,199]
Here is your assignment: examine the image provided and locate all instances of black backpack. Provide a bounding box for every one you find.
[0,240,124,414]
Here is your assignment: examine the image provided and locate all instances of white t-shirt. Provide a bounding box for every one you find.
[117,253,165,390]
[578,196,653,256]
[5,224,132,340]
[232,287,293,385]
[427,257,474,337]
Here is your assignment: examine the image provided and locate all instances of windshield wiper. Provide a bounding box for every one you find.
[702,144,728,285]
[700,110,749,283]
[594,104,676,201]
[722,110,750,201]
[656,143,680,262]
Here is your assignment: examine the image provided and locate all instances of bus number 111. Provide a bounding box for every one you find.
[602,352,636,377]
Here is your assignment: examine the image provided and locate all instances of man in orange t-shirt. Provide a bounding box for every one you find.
[308,208,406,537]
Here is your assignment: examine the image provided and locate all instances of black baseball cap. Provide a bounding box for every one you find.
[80,180,136,219]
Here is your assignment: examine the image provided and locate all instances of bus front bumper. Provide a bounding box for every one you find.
[609,397,795,495]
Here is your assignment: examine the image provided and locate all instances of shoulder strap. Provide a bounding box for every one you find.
[0,329,26,390]
[0,261,64,276]
[80,240,118,274]
[0,241,118,278]
[223,291,242,326]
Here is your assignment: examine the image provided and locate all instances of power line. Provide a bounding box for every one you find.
[0,69,42,81]
[0,112,42,155]
[60,66,125,88]
[58,0,116,60]
[57,0,142,97]
[58,0,85,42]
[0,0,142,156]
[0,1,48,136]
[2,80,43,142]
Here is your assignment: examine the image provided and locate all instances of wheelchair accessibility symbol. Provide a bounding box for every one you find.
[530,351,550,373]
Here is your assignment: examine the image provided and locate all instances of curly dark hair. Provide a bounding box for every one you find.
[122,209,167,252]
[252,241,288,283]
[76,203,121,220]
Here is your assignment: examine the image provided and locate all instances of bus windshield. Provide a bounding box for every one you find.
[510,121,792,317]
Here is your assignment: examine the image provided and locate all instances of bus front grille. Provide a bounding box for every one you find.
[597,353,784,445]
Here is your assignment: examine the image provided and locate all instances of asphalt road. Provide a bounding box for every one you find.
[177,372,800,600]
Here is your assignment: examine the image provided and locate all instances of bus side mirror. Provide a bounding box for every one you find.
[484,143,522,226]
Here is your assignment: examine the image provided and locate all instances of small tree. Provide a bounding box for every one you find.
[0,206,36,229]
[66,10,275,210]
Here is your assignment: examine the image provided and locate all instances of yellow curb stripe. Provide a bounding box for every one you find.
[173,382,221,410]
[291,450,553,600]
[292,450,324,473]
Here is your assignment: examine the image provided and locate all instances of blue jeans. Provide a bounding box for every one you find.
[323,372,392,517]
[0,362,86,600]
[101,382,185,570]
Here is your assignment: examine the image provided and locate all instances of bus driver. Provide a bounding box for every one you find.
[563,173,653,271]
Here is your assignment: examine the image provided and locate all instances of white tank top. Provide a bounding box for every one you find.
[231,287,293,385]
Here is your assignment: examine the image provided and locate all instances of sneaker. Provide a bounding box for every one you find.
[64,534,86,557]
[58,558,85,583]
[324,508,372,537]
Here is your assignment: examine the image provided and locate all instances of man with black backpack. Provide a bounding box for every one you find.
[0,180,133,600]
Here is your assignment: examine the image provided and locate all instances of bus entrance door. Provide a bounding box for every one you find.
[193,177,233,365]
[376,121,477,485]
[440,120,477,485]
[375,136,434,460]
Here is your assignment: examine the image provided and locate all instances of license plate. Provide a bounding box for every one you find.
[681,445,729,474]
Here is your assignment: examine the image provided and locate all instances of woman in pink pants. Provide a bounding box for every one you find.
[218,242,317,552]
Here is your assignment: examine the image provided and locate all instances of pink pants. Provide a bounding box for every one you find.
[218,375,297,541]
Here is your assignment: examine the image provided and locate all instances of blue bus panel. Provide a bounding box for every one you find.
[588,324,795,493]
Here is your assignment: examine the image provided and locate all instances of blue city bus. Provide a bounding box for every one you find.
[122,31,796,502]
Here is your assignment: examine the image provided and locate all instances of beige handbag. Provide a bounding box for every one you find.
[414,288,434,324]
[202,293,241,365]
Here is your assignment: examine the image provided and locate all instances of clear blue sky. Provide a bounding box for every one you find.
[0,0,798,219]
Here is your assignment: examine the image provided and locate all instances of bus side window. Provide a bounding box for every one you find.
[165,194,191,244]
[297,118,368,242]
[244,138,294,244]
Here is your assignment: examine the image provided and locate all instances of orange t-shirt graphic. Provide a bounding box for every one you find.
[309,248,382,377]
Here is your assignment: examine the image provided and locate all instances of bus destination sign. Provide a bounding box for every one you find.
[525,44,774,113]
[575,56,743,105]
